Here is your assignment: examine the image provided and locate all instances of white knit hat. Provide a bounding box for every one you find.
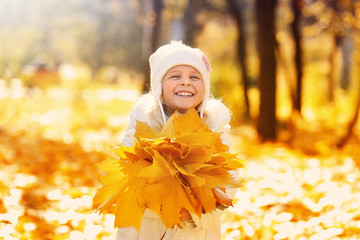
[149,41,212,124]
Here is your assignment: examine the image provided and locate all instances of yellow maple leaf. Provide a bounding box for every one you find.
[138,151,200,228]
[94,109,243,231]
[93,146,152,231]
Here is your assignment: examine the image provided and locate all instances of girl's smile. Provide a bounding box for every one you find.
[161,65,205,116]
[175,91,194,96]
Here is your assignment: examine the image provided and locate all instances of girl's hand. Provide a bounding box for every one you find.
[179,208,192,221]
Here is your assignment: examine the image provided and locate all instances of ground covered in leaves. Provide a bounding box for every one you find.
[1,82,360,239]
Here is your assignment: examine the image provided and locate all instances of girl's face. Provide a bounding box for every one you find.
[161,65,205,116]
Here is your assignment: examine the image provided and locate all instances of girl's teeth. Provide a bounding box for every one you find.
[177,92,193,96]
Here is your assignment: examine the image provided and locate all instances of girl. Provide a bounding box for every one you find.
[117,41,234,240]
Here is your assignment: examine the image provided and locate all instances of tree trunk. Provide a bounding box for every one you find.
[336,61,360,149]
[326,0,342,102]
[226,0,251,119]
[141,0,164,93]
[183,0,201,46]
[256,0,277,141]
[339,36,353,90]
[327,35,341,102]
[291,0,303,113]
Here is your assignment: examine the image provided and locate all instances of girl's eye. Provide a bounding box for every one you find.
[190,75,200,80]
[170,75,180,79]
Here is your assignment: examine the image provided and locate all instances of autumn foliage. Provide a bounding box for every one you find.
[1,84,360,239]
[93,109,243,231]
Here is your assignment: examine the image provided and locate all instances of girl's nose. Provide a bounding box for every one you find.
[180,77,191,86]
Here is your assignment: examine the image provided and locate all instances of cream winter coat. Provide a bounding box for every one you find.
[116,94,233,240]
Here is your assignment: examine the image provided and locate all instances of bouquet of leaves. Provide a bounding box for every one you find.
[93,109,243,231]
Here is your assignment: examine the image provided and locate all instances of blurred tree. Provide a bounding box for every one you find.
[339,36,354,90]
[256,0,277,141]
[291,0,303,113]
[83,0,143,79]
[335,5,360,149]
[327,35,339,102]
[167,0,224,45]
[336,60,360,149]
[183,0,202,46]
[333,0,355,91]
[315,0,356,100]
[141,0,164,93]
[326,0,342,102]
[226,0,251,119]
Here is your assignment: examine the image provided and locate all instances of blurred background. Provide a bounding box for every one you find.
[0,0,360,239]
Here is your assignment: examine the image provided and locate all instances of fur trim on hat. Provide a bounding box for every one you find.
[203,99,231,132]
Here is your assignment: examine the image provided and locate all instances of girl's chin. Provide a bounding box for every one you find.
[163,103,200,116]
[176,109,188,114]
[165,107,191,115]
[175,106,198,114]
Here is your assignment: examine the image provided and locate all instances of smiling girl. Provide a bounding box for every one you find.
[161,65,204,115]
[117,41,234,240]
